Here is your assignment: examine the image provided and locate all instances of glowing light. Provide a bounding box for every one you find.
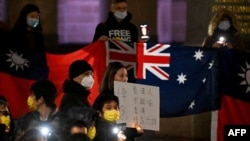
[113,127,119,134]
[219,36,225,42]
[40,127,50,136]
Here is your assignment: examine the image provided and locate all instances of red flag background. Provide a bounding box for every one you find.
[212,96,250,141]
[0,41,106,119]
[0,73,34,119]
[46,41,107,107]
[211,49,250,141]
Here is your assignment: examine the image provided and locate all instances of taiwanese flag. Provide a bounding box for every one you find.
[211,48,250,141]
[0,47,49,119]
[0,41,106,119]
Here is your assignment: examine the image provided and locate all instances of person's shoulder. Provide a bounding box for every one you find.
[125,22,138,31]
[54,111,68,120]
[20,111,37,119]
[67,106,98,126]
[16,111,38,127]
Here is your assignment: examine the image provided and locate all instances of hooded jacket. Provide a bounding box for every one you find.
[202,9,245,50]
[59,80,91,113]
[92,12,139,43]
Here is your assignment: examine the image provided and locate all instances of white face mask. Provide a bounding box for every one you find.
[81,75,94,90]
[114,11,127,20]
[218,20,230,31]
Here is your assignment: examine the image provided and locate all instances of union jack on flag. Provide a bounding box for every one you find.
[106,40,170,80]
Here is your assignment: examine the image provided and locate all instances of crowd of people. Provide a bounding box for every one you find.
[0,1,145,140]
[0,60,143,141]
[0,59,144,141]
[0,0,247,140]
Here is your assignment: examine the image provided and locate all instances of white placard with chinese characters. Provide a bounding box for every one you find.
[114,81,159,131]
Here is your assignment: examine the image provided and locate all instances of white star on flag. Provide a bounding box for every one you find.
[193,49,204,61]
[208,60,214,69]
[202,78,206,83]
[177,73,187,84]
[189,100,196,109]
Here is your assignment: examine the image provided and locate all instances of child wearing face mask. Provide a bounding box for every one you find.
[0,96,14,141]
[92,91,126,141]
[59,60,94,114]
[14,80,68,141]
[202,9,245,50]
[92,0,139,43]
[99,62,144,141]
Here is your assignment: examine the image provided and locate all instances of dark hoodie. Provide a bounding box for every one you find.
[92,12,139,43]
[202,9,245,50]
[59,80,91,113]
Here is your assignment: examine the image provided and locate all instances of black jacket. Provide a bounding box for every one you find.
[93,117,119,141]
[0,124,8,141]
[94,91,142,141]
[59,80,91,113]
[92,12,139,43]
[93,117,141,141]
[13,108,68,141]
[7,25,49,80]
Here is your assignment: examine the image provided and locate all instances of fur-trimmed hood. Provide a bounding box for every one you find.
[208,9,241,36]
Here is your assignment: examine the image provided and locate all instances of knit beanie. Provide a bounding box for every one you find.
[69,60,93,80]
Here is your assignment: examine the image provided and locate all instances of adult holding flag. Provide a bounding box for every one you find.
[202,9,245,50]
[92,0,141,83]
[0,4,48,119]
[92,0,140,83]
[92,0,139,43]
[7,3,49,79]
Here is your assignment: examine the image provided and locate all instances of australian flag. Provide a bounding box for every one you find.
[107,41,221,117]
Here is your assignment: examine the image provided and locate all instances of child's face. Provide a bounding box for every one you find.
[101,100,120,122]
[102,100,119,113]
